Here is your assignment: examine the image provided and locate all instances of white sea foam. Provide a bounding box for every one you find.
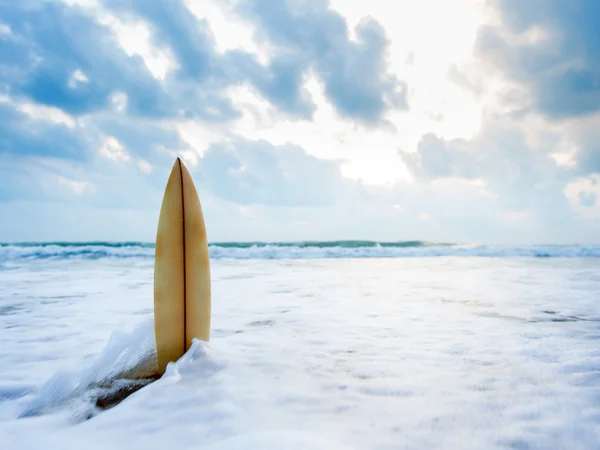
[17,318,157,418]
[1,257,599,449]
[1,241,599,262]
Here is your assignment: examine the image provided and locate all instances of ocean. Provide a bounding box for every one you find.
[1,242,599,449]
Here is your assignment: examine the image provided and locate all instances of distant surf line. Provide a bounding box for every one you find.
[0,241,599,260]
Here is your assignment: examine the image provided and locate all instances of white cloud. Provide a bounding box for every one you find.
[56,0,495,189]
[54,175,93,195]
[176,75,413,186]
[183,0,270,63]
[99,17,175,80]
[99,137,130,161]
[60,0,98,7]
[110,92,128,113]
[17,102,76,128]
[60,0,175,80]
[136,160,153,174]
[68,69,89,88]
[330,0,489,142]
[89,0,497,188]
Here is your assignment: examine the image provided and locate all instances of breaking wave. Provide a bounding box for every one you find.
[0,241,599,261]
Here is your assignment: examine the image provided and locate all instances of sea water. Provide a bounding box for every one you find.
[0,242,599,449]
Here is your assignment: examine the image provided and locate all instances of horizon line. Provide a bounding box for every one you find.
[0,240,597,247]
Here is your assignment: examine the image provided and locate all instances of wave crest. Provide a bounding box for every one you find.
[1,241,599,261]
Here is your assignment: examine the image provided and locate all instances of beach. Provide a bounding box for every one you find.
[1,243,599,449]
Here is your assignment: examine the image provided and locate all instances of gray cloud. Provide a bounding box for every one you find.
[90,115,189,164]
[197,138,344,206]
[0,0,409,172]
[0,0,410,213]
[102,0,244,121]
[0,102,95,161]
[98,0,407,123]
[562,118,600,175]
[236,0,407,123]
[224,51,316,119]
[108,0,218,81]
[401,117,575,228]
[475,0,600,120]
[1,0,170,117]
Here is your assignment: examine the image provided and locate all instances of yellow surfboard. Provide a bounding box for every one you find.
[153,157,211,374]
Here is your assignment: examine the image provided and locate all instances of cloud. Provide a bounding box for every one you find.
[564,174,600,221]
[471,0,600,181]
[2,1,170,117]
[0,0,598,245]
[400,113,579,237]
[235,0,407,123]
[475,0,600,120]
[0,0,408,211]
[0,100,95,161]
[0,100,184,210]
[196,138,345,206]
[0,153,90,203]
[107,0,217,81]
[579,191,597,208]
[0,88,196,206]
[90,115,191,164]
[99,0,407,123]
[2,0,408,128]
[102,0,317,119]
[557,115,600,176]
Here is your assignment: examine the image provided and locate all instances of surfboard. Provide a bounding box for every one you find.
[153,157,211,374]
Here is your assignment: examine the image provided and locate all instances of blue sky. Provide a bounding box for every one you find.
[1,0,599,244]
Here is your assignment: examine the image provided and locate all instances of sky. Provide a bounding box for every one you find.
[0,0,599,244]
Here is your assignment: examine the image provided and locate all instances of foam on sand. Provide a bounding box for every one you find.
[1,257,600,449]
[17,319,158,420]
